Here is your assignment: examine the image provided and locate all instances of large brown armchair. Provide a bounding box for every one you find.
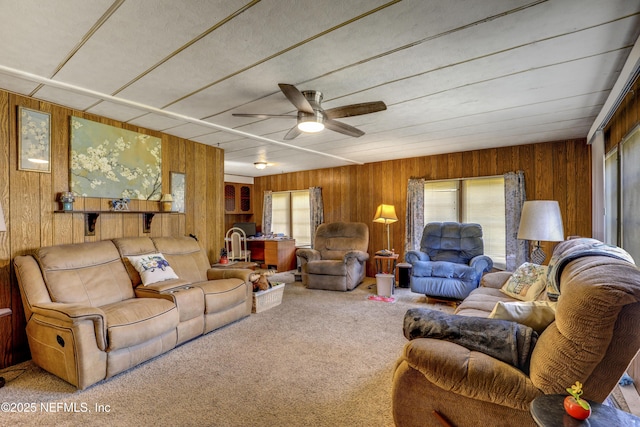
[296,222,369,291]
[392,238,640,427]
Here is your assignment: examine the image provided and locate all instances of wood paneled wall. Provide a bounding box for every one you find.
[605,73,639,153]
[254,139,592,278]
[0,90,225,368]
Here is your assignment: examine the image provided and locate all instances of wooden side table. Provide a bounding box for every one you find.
[374,253,399,275]
[530,394,640,426]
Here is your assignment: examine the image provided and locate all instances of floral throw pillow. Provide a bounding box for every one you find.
[500,262,548,301]
[127,253,179,286]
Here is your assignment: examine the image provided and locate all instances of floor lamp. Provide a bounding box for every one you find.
[517,200,564,264]
[373,204,398,255]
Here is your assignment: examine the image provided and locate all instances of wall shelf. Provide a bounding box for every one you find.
[54,210,175,236]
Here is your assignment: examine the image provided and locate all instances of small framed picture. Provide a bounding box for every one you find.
[18,106,51,173]
[171,172,186,213]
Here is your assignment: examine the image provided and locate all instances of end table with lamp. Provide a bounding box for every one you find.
[372,204,399,295]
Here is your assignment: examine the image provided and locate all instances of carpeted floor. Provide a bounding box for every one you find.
[1,275,635,426]
[0,277,450,427]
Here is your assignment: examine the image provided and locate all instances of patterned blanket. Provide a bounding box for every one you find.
[546,238,635,299]
[403,308,538,373]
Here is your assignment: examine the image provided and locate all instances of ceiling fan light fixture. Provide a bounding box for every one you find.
[254,161,268,170]
[297,120,324,133]
[297,110,325,133]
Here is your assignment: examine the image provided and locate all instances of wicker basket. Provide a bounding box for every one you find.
[252,283,285,313]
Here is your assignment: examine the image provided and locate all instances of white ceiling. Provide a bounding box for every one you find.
[1,0,639,177]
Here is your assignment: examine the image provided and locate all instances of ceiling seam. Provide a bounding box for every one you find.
[322,12,640,105]
[0,63,364,165]
[332,91,609,139]
[28,0,125,98]
[164,0,402,111]
[81,0,262,113]
[199,0,547,121]
[394,46,634,107]
[223,35,631,139]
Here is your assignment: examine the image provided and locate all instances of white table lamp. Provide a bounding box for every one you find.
[517,200,564,264]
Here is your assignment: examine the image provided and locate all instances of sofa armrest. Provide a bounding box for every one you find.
[206,268,253,283]
[405,250,430,264]
[344,250,369,263]
[470,255,493,275]
[30,303,107,351]
[401,338,541,410]
[480,271,513,289]
[135,278,192,294]
[296,248,321,264]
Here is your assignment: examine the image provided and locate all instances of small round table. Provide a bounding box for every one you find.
[530,394,640,426]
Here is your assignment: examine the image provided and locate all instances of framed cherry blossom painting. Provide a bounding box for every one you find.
[70,116,162,200]
[18,106,51,173]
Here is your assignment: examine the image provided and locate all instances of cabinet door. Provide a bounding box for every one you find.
[239,185,251,213]
[224,184,237,213]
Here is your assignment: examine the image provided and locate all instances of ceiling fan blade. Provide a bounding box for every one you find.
[278,83,314,114]
[283,125,302,140]
[324,119,365,138]
[324,101,387,119]
[232,113,296,119]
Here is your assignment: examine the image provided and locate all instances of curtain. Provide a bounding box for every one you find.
[504,171,527,270]
[309,187,324,248]
[404,178,425,253]
[262,190,272,235]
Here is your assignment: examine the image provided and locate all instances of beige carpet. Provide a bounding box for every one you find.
[0,278,452,427]
[3,277,635,426]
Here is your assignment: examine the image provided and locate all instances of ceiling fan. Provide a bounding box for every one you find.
[233,83,386,140]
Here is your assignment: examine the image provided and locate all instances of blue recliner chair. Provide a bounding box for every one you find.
[405,222,493,300]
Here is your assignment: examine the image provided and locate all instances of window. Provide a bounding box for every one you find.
[604,148,619,246]
[620,126,640,261]
[605,125,640,262]
[271,190,311,246]
[424,176,506,269]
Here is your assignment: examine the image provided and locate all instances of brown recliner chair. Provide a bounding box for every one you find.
[296,222,369,291]
[392,239,640,427]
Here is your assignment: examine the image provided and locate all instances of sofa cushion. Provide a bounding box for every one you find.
[102,298,178,351]
[455,287,518,317]
[152,236,210,283]
[313,222,369,261]
[112,236,157,287]
[411,260,477,281]
[306,260,347,276]
[420,222,484,264]
[193,279,247,314]
[489,301,557,334]
[128,253,179,285]
[500,263,547,301]
[37,240,134,307]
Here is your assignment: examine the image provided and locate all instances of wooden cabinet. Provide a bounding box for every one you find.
[246,238,297,272]
[224,183,252,214]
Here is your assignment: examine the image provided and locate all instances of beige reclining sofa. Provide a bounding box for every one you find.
[14,236,252,389]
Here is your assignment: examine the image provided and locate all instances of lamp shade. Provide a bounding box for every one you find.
[517,200,564,242]
[0,201,5,232]
[373,204,398,224]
